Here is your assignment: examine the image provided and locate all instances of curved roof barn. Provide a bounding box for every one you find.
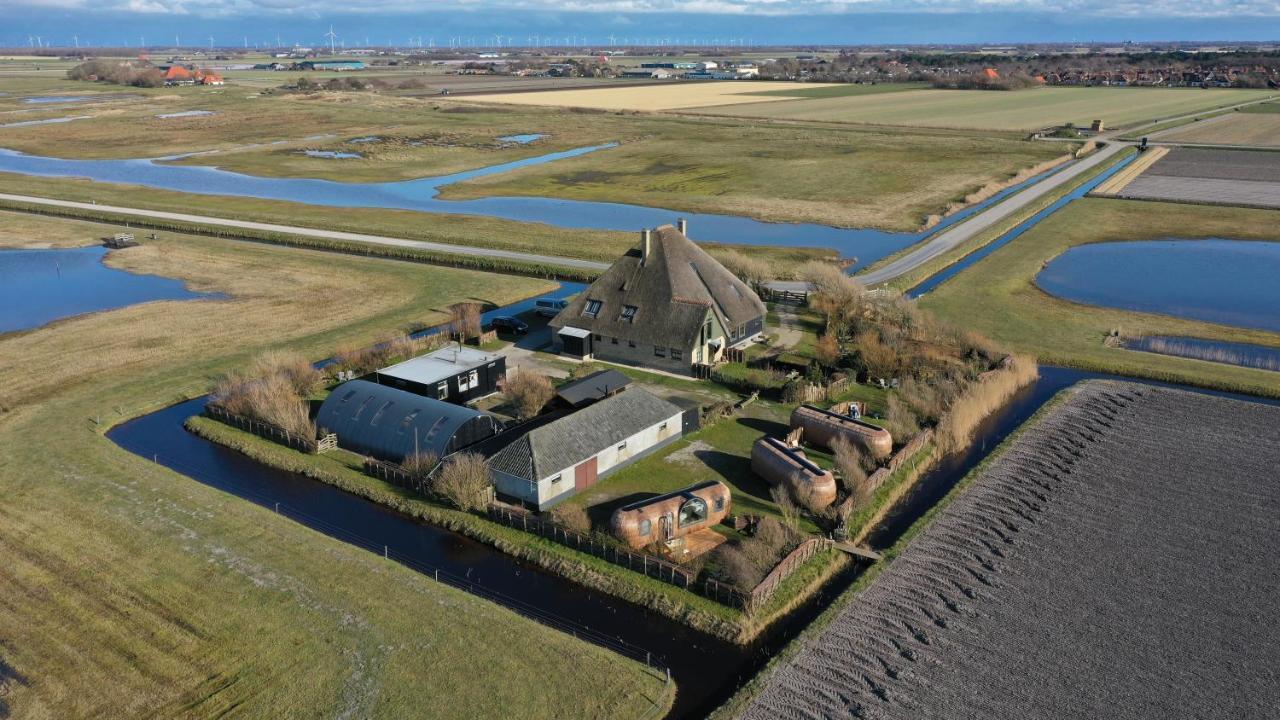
[316,379,501,462]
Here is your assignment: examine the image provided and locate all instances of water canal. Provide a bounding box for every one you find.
[0,144,1065,270]
[1035,239,1280,333]
[0,245,214,334]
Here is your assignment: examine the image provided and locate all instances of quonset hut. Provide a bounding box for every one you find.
[316,379,501,463]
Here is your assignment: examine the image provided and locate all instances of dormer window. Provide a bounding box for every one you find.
[583,299,603,318]
[620,305,638,323]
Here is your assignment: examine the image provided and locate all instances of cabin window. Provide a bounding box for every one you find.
[437,381,449,398]
[628,340,636,348]
[469,369,479,388]
[617,441,627,452]
[611,337,619,344]
[670,348,682,361]
[678,497,708,528]
[583,299,603,318]
[620,305,638,323]
[593,334,602,342]
[550,474,562,484]
[714,495,725,512]
[654,346,666,357]
[638,519,651,536]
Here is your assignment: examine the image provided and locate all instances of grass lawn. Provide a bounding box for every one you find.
[743,83,929,100]
[692,86,1277,131]
[919,198,1280,397]
[1153,111,1280,147]
[0,212,670,718]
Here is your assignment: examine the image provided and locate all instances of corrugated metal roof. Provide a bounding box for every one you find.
[487,387,682,481]
[555,369,632,407]
[316,379,499,463]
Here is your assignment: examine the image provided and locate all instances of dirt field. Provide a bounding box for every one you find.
[451,81,840,111]
[741,380,1280,720]
[688,87,1276,131]
[1117,147,1280,209]
[1154,111,1280,147]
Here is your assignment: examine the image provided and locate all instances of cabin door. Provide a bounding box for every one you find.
[659,513,673,541]
[574,456,598,491]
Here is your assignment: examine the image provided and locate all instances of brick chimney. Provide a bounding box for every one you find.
[676,218,687,236]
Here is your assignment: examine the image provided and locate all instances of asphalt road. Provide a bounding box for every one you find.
[0,192,612,271]
[853,141,1129,287]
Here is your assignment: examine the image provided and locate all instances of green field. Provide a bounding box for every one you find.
[744,82,928,99]
[0,211,669,718]
[0,72,1070,231]
[918,198,1280,397]
[691,86,1278,131]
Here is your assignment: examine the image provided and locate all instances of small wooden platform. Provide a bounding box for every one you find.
[670,529,727,560]
[833,542,883,562]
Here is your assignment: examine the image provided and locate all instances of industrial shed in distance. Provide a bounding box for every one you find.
[316,379,502,463]
[373,345,505,405]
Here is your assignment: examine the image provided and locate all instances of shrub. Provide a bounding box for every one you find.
[433,452,492,512]
[500,370,555,420]
[883,394,921,442]
[400,450,440,481]
[247,350,322,398]
[832,436,875,512]
[771,486,802,532]
[449,302,483,341]
[814,333,841,368]
[551,504,592,533]
[937,355,1039,452]
[210,351,318,438]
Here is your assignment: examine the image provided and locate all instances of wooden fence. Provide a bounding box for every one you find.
[745,538,832,611]
[761,287,809,306]
[204,404,334,455]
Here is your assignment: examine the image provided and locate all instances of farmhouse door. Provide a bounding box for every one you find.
[574,456,598,491]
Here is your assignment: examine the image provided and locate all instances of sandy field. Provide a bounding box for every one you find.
[742,380,1280,720]
[450,81,840,111]
[1155,111,1280,147]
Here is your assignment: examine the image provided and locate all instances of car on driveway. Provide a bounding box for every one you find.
[489,316,529,335]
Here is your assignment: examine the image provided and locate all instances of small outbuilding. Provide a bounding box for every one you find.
[486,387,683,510]
[790,404,893,459]
[553,369,632,409]
[611,480,731,549]
[373,345,505,405]
[316,379,502,463]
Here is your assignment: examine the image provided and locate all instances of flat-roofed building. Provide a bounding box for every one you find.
[373,345,505,405]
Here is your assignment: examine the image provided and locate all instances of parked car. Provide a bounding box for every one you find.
[489,316,529,335]
[534,297,568,317]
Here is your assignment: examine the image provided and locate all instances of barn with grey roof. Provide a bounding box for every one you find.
[486,387,684,509]
[550,221,765,375]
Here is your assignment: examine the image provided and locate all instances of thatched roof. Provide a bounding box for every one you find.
[550,224,765,347]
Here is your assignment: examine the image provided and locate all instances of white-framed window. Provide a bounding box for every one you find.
[583,299,603,318]
[620,305,638,323]
[659,421,668,432]
[654,346,666,357]
[437,381,449,397]
[617,441,627,452]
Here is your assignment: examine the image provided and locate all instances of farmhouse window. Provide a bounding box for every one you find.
[670,348,682,361]
[659,422,668,432]
[638,519,651,536]
[654,346,666,357]
[620,305,638,323]
[611,337,619,344]
[628,340,636,348]
[583,299,603,318]
[593,334,602,341]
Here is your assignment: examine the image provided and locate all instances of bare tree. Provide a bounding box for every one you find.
[551,504,592,533]
[400,449,440,482]
[771,486,802,532]
[500,370,555,420]
[433,452,491,512]
[833,436,875,513]
[449,302,483,342]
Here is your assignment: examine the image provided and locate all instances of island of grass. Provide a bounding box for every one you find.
[0,212,669,718]
[738,380,1280,719]
[917,198,1280,397]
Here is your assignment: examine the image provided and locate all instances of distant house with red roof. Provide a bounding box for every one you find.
[197,70,224,86]
[163,65,195,85]
[982,67,1000,79]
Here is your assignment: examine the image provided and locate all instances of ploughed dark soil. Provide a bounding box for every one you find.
[741,380,1280,720]
[1147,147,1280,182]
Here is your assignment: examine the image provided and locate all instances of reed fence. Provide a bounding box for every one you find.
[204,404,333,455]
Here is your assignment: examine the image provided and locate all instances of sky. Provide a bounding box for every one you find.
[4,1,1280,48]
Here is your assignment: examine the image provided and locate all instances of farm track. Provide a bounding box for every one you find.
[741,380,1280,720]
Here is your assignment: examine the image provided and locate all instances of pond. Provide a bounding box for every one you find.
[22,95,94,104]
[1123,335,1280,372]
[0,246,214,335]
[1,115,92,128]
[1035,239,1280,332]
[301,149,363,159]
[498,133,545,144]
[0,145,1065,271]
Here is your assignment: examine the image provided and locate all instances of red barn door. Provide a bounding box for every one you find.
[574,456,598,491]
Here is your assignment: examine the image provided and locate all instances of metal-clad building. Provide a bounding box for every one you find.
[373,345,506,405]
[316,380,501,463]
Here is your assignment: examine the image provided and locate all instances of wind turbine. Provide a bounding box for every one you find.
[73,35,79,49]
[208,36,214,50]
[325,25,337,54]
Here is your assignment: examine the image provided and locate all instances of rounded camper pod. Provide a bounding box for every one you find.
[751,436,838,510]
[790,404,893,459]
[611,480,731,550]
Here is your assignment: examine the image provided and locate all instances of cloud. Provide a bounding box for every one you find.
[5,0,1278,18]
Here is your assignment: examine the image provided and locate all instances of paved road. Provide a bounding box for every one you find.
[853,141,1129,287]
[0,192,611,271]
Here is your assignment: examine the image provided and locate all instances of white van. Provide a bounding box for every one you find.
[534,297,568,317]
